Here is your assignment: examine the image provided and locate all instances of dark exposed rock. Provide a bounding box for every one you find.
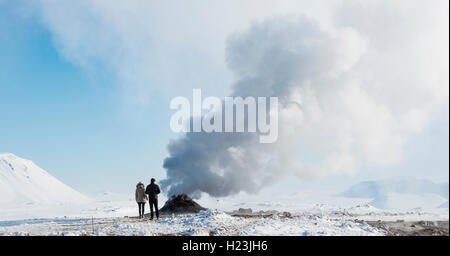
[237,208,252,214]
[228,208,292,218]
[365,220,449,236]
[160,194,207,214]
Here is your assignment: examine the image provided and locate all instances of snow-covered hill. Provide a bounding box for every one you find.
[438,201,449,208]
[0,153,89,206]
[337,177,449,209]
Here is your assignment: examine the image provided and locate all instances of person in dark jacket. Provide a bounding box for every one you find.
[145,178,161,220]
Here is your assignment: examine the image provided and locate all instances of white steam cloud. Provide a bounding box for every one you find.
[34,0,448,198]
[163,4,448,198]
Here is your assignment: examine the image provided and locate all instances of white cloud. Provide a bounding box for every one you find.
[33,0,449,197]
[35,0,341,103]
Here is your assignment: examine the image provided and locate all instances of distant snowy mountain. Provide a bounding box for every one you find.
[337,177,449,209]
[438,201,449,208]
[0,153,89,206]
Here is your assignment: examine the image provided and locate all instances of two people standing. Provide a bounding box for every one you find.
[135,178,161,219]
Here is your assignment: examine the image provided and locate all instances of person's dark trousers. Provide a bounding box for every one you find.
[138,202,145,217]
[149,199,159,219]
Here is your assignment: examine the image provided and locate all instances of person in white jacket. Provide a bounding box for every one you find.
[135,182,148,218]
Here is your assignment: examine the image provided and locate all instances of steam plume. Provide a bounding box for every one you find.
[162,12,448,198]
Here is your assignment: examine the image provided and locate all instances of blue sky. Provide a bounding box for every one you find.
[0,0,448,195]
[0,1,171,193]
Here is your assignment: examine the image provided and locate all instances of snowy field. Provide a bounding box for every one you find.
[1,153,448,236]
[0,209,384,236]
[0,194,448,236]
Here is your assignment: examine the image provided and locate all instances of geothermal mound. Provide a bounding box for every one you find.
[160,194,207,214]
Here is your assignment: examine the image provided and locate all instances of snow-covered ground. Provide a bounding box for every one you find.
[0,209,385,236]
[0,153,448,236]
[0,180,448,236]
[0,193,447,236]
